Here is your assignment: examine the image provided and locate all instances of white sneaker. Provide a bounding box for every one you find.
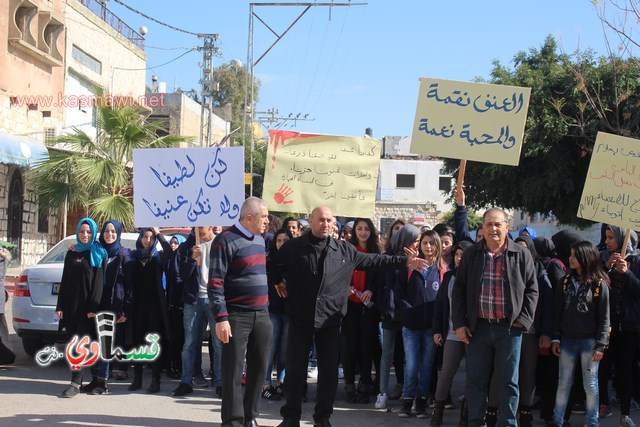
[337,367,344,379]
[621,415,637,427]
[307,367,318,379]
[375,393,388,409]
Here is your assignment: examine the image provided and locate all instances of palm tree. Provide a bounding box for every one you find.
[30,104,189,230]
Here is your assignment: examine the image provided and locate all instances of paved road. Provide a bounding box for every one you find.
[0,279,634,426]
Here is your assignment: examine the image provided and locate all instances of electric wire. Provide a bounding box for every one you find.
[112,0,214,37]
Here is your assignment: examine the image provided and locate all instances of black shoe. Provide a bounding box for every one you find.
[171,382,193,396]
[485,406,498,427]
[277,419,301,427]
[80,377,99,393]
[128,375,142,391]
[262,385,281,400]
[313,420,332,427]
[432,400,445,426]
[216,386,222,398]
[399,398,413,418]
[147,377,160,394]
[60,384,80,398]
[345,384,357,403]
[519,407,533,427]
[444,394,455,409]
[244,420,259,427]
[415,395,429,419]
[90,380,108,395]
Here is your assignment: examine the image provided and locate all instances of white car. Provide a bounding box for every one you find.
[11,233,139,356]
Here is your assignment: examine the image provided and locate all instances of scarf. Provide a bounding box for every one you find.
[99,219,123,257]
[75,217,107,268]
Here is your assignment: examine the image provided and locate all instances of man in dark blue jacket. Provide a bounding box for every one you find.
[171,226,223,397]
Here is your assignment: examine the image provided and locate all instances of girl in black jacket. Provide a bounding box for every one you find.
[128,227,172,394]
[56,217,107,398]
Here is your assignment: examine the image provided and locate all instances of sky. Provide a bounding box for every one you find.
[108,0,613,139]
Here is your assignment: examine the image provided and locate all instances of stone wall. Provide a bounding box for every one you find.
[374,201,442,234]
[0,165,59,269]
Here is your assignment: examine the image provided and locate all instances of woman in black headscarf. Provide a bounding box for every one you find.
[80,219,133,394]
[128,227,172,394]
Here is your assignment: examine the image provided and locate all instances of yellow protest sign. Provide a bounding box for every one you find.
[410,78,531,166]
[578,132,640,229]
[263,130,381,217]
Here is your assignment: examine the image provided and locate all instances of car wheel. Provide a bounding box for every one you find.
[22,338,44,357]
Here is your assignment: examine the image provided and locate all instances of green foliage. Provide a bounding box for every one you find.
[442,36,640,226]
[441,207,483,231]
[29,105,189,230]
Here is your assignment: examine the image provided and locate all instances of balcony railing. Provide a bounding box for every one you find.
[78,0,144,49]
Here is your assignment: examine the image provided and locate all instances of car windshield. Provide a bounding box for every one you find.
[37,236,138,265]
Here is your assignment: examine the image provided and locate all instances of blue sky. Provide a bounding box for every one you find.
[110,0,611,138]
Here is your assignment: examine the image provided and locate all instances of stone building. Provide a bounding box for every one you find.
[147,91,230,147]
[0,0,146,269]
[374,135,453,235]
[0,0,66,267]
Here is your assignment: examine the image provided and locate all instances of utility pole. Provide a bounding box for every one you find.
[198,34,220,147]
[244,2,366,195]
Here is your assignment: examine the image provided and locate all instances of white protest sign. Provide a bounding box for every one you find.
[133,147,244,227]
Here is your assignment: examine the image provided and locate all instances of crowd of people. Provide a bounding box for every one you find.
[51,192,640,427]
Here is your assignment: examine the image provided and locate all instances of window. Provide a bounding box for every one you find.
[439,176,452,192]
[72,45,102,74]
[38,209,49,233]
[396,174,415,188]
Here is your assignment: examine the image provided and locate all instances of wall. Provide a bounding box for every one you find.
[63,0,147,137]
[377,158,451,213]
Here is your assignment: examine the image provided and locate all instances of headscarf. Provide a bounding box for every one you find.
[389,224,420,256]
[551,229,584,267]
[601,225,640,265]
[453,240,473,254]
[533,237,555,259]
[99,219,123,257]
[515,235,539,260]
[133,228,158,260]
[75,217,107,268]
[170,234,187,246]
[518,226,537,238]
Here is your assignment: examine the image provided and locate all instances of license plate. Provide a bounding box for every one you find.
[51,283,61,295]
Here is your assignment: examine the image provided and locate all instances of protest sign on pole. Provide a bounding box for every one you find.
[133,147,244,227]
[410,78,531,166]
[578,132,640,236]
[263,130,381,218]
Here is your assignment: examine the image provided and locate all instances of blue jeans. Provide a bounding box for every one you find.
[380,326,399,395]
[402,327,436,399]
[466,320,522,427]
[553,338,599,427]
[265,311,288,385]
[181,297,222,385]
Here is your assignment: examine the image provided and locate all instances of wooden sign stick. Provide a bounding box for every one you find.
[456,160,467,194]
[195,226,201,266]
[621,228,632,259]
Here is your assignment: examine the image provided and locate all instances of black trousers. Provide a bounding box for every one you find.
[221,310,272,427]
[342,301,380,385]
[615,329,640,415]
[167,306,184,372]
[132,304,164,378]
[281,322,341,423]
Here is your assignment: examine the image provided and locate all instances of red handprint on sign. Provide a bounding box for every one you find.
[274,184,294,204]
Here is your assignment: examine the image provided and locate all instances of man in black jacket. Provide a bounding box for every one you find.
[271,206,426,427]
[451,208,538,427]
